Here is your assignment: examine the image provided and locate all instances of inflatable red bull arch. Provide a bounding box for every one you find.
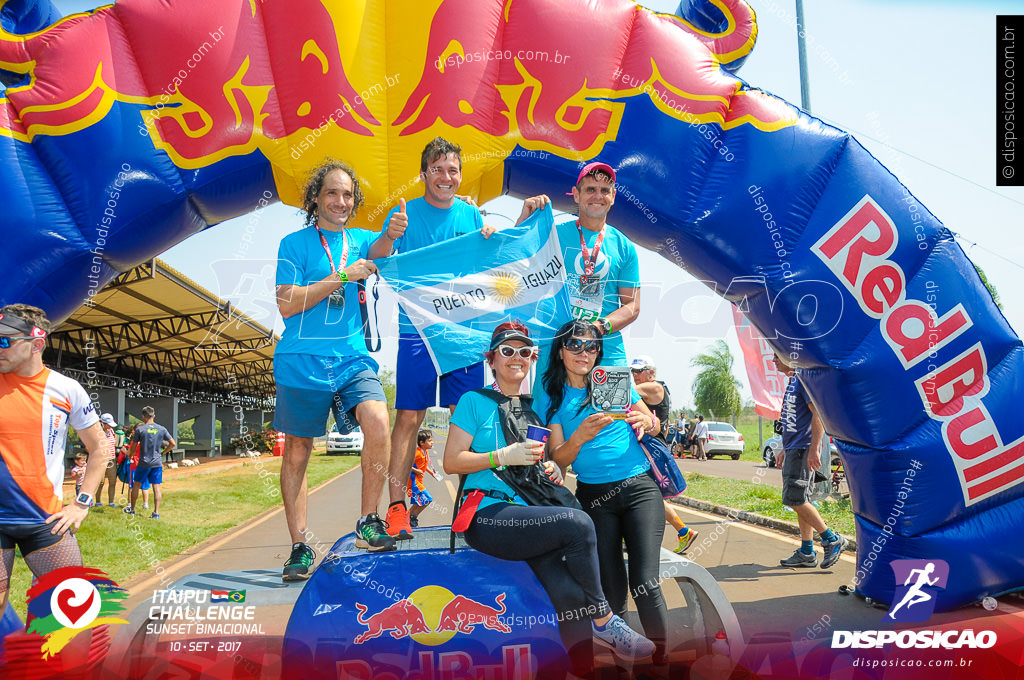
[1,0,1021,617]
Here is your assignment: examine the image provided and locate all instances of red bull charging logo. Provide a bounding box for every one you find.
[0,0,794,221]
[353,586,511,646]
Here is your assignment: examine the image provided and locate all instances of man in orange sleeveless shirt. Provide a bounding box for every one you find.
[0,304,111,613]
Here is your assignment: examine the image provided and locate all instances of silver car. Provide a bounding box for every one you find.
[762,434,839,469]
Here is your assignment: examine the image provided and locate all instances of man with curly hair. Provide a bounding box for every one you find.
[274,159,404,580]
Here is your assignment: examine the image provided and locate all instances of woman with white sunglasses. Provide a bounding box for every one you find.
[445,321,655,677]
[533,319,669,667]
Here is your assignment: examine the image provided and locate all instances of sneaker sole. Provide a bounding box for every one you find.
[780,559,818,568]
[387,530,414,540]
[594,635,654,662]
[355,538,397,552]
[282,570,311,582]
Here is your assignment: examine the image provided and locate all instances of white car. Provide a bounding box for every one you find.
[327,427,364,455]
[704,422,744,460]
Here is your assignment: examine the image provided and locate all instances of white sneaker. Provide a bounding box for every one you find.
[143,503,149,509]
[593,614,655,660]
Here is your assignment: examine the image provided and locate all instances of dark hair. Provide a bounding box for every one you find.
[575,168,614,190]
[141,405,155,418]
[542,320,603,422]
[420,137,462,174]
[301,158,364,226]
[484,320,531,364]
[0,303,50,333]
[417,429,433,445]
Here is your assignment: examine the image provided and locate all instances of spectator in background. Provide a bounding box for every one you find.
[94,413,122,508]
[70,453,88,496]
[630,356,698,555]
[773,353,849,569]
[128,406,175,519]
[692,415,708,461]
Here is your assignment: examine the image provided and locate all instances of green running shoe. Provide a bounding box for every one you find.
[356,513,397,552]
[282,542,316,582]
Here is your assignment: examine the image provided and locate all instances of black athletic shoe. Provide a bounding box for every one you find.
[282,542,316,582]
[355,514,397,552]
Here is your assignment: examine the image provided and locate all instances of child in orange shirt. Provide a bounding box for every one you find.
[407,430,437,527]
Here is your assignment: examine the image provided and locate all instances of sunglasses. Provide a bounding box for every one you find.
[563,337,600,354]
[0,336,35,349]
[496,344,535,359]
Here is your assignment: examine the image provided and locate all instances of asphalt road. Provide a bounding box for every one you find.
[113,439,1021,679]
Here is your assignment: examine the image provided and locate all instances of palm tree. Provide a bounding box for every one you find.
[690,339,741,421]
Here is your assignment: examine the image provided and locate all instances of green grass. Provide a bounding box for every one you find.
[681,471,856,537]
[7,453,358,619]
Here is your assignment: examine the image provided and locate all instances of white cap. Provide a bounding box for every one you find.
[100,413,117,427]
[629,355,655,371]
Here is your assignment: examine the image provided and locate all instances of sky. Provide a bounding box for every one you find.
[50,0,1024,410]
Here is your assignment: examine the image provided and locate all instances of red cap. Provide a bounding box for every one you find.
[575,162,616,185]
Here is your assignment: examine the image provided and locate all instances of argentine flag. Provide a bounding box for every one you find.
[376,205,569,374]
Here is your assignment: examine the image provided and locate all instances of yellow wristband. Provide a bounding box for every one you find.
[337,270,349,283]
[489,451,497,468]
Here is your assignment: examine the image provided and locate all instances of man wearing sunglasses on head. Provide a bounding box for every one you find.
[0,304,112,615]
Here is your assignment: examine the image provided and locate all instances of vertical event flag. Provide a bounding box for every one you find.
[376,205,569,375]
[732,305,784,419]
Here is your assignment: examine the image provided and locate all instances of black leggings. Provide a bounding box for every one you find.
[464,502,610,676]
[575,472,669,660]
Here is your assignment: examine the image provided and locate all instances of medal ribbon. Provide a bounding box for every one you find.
[575,220,606,276]
[313,224,349,275]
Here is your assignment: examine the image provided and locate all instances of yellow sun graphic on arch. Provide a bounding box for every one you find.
[489,272,523,306]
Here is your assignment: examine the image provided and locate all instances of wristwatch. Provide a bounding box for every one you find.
[74,492,94,508]
[596,317,612,335]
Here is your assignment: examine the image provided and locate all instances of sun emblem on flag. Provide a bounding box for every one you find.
[488,272,522,305]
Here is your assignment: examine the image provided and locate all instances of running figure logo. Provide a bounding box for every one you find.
[887,559,949,623]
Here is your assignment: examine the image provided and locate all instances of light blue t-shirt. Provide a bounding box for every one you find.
[555,219,639,366]
[274,226,377,365]
[450,391,527,510]
[383,198,484,335]
[531,383,650,485]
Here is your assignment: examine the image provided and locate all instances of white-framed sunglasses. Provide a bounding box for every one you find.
[496,344,535,359]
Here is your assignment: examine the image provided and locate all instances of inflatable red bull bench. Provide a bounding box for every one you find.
[281,527,741,679]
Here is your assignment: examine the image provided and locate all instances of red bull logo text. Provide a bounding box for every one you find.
[813,196,1024,505]
[338,645,533,680]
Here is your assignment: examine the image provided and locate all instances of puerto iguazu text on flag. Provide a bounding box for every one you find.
[376,205,570,374]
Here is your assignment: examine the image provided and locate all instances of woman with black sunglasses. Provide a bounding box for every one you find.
[533,320,669,665]
[444,321,655,677]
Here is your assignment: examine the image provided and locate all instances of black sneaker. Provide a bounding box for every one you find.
[355,514,397,552]
[282,542,316,582]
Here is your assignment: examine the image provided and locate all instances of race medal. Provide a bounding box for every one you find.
[328,289,345,309]
[590,365,631,416]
